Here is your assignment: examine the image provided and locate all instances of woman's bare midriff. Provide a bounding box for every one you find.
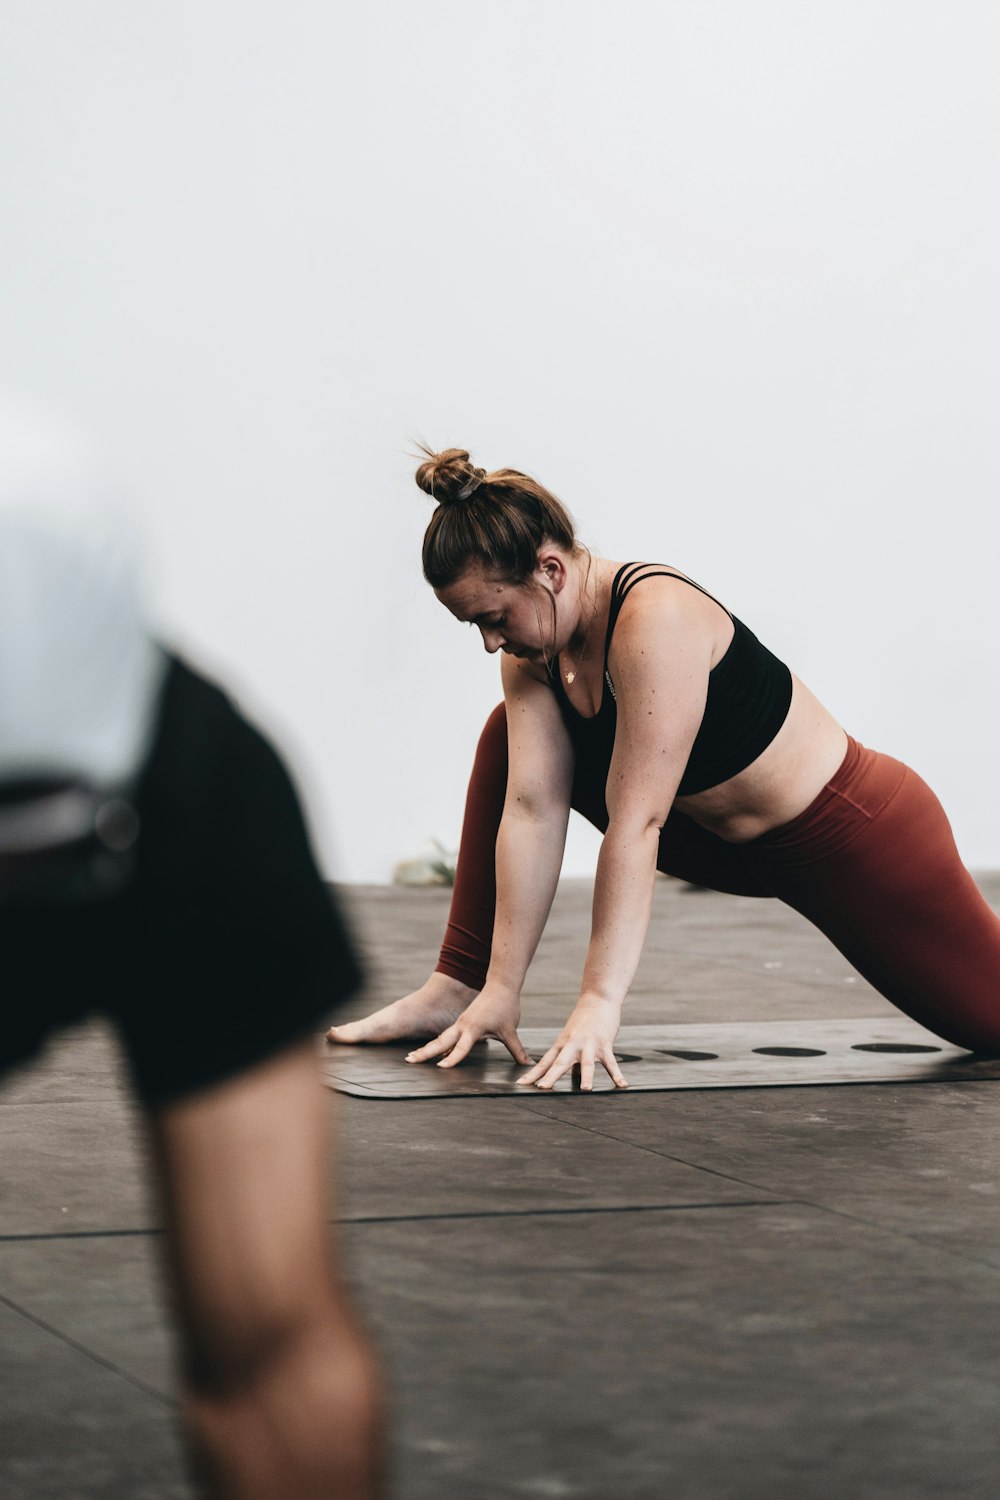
[526,656,847,845]
[672,672,849,844]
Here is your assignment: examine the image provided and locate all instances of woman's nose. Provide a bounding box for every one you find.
[481,627,503,653]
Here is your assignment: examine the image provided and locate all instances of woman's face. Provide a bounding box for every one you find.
[435,558,564,662]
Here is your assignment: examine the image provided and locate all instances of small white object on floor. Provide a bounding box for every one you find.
[392,837,458,887]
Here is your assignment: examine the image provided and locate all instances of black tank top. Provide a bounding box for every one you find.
[546,562,793,797]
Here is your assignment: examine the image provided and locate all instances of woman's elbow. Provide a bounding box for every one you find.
[604,811,667,844]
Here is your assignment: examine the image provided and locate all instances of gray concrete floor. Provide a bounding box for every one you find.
[3,874,1000,1498]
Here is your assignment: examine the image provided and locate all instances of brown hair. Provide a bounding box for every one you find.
[415,444,581,589]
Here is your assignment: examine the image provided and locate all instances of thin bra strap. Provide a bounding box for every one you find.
[556,564,732,698]
[601,562,733,680]
[615,562,732,619]
[617,561,728,612]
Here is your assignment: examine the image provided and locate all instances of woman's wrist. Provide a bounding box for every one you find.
[573,991,624,1019]
[480,975,522,1008]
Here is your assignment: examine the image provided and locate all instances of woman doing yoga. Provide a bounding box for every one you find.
[328,447,1000,1088]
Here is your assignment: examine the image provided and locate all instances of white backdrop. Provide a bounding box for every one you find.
[2,2,998,881]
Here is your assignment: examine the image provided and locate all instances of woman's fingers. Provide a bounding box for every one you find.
[533,1044,579,1091]
[498,1029,535,1067]
[516,1044,562,1087]
[519,1041,631,1091]
[406,1025,627,1085]
[519,1040,586,1090]
[405,1026,460,1064]
[406,1021,532,1070]
[435,1029,481,1069]
[603,1050,630,1089]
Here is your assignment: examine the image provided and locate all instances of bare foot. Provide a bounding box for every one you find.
[326,972,479,1045]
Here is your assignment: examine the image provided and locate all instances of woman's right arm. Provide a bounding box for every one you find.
[405,653,575,1068]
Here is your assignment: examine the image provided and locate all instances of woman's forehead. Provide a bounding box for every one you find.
[436,568,512,619]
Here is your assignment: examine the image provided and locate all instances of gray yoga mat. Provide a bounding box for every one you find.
[320,1017,1000,1098]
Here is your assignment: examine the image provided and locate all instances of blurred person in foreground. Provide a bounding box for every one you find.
[0,393,384,1499]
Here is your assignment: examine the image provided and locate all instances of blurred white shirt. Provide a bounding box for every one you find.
[0,391,167,788]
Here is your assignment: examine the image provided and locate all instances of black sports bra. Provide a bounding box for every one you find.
[546,562,793,797]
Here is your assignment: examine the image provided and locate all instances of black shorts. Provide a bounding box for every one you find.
[1,654,362,1107]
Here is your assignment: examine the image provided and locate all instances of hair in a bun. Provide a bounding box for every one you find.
[414,442,580,589]
[414,448,486,506]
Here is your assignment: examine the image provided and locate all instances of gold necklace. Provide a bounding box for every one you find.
[564,578,601,684]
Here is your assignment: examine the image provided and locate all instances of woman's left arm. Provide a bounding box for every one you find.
[518,588,715,1091]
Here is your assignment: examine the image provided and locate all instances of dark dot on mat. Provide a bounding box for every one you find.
[655,1049,719,1061]
[851,1043,942,1054]
[752,1047,827,1057]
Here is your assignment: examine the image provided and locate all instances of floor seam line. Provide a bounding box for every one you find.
[0,1229,163,1243]
[0,1201,797,1242]
[508,1098,786,1197]
[790,1199,1000,1272]
[0,1290,175,1407]
[339,1200,793,1225]
[500,1104,1000,1271]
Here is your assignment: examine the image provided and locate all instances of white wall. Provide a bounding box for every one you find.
[2,2,999,881]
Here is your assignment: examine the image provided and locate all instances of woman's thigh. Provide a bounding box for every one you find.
[747,751,1000,1051]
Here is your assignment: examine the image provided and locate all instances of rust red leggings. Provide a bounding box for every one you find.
[436,703,1000,1052]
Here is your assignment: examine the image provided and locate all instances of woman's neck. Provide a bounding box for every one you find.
[565,556,609,660]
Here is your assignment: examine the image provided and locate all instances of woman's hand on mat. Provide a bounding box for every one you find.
[516,996,628,1092]
[404,986,533,1070]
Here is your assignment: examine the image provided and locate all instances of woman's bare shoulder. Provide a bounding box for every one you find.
[614,563,724,623]
[610,562,733,667]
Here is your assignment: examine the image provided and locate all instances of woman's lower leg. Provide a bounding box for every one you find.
[435,703,509,991]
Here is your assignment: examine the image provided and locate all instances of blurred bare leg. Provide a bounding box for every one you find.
[146,1040,384,1499]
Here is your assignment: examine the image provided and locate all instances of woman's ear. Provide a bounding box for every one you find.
[536,548,568,595]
